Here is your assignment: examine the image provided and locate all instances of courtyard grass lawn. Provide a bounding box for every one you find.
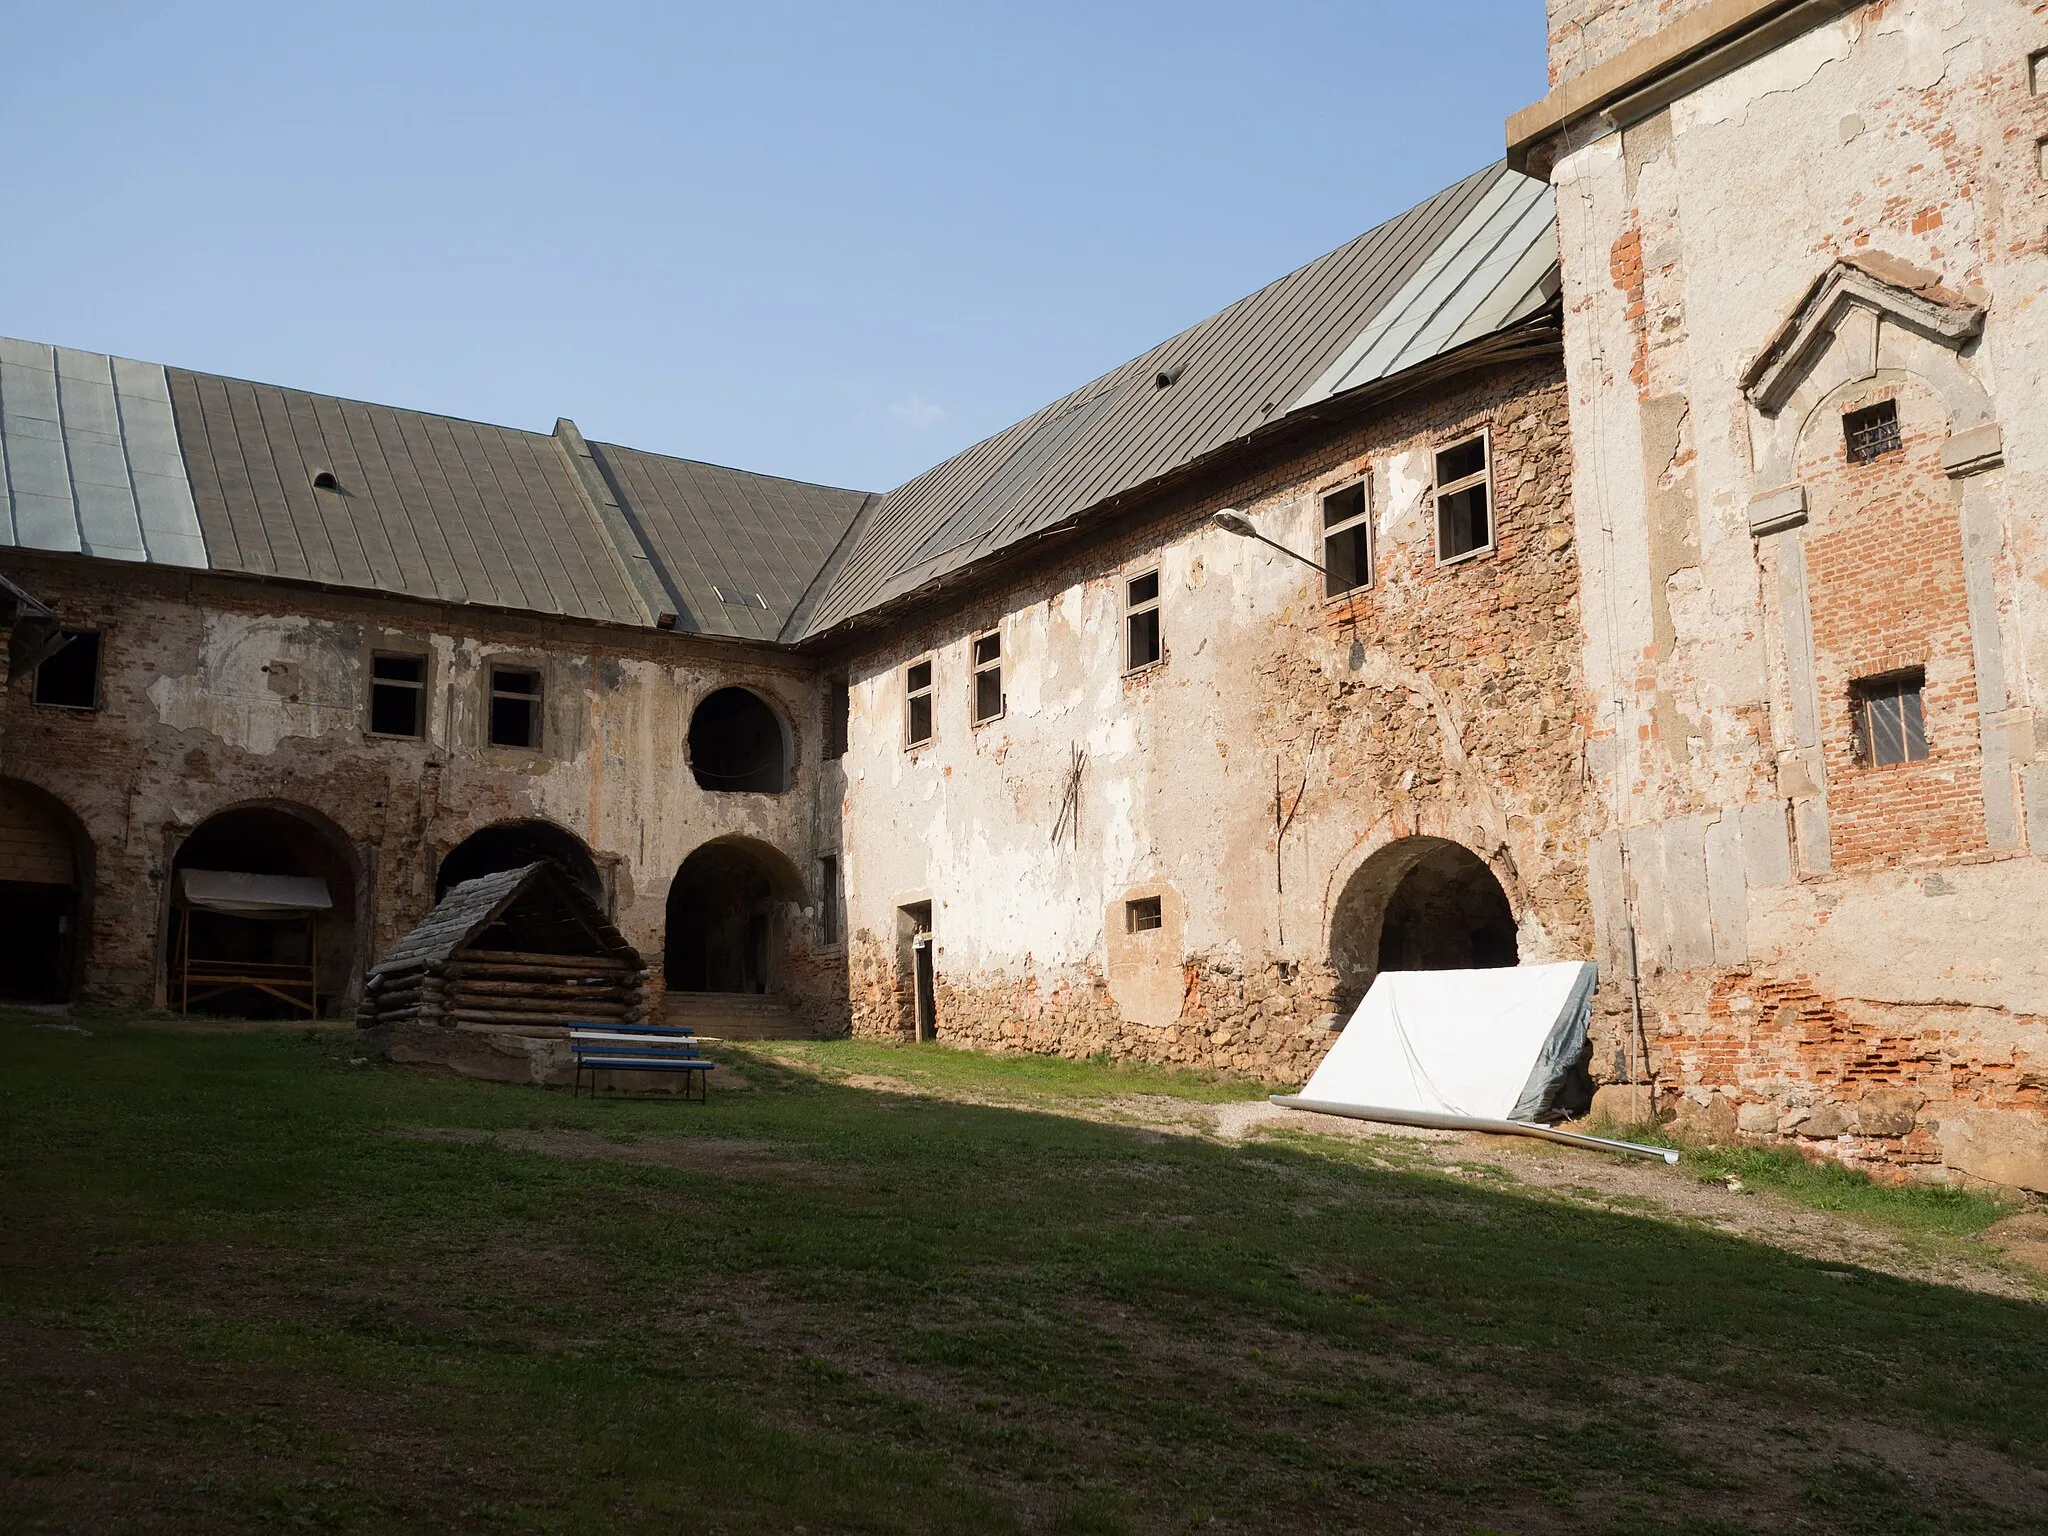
[2,1015,2045,1534]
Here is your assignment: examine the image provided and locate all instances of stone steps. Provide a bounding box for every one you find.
[664,990,817,1040]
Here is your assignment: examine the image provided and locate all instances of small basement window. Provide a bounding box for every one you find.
[368,653,426,737]
[32,630,101,710]
[904,658,934,748]
[1125,895,1163,933]
[1854,671,1928,767]
[1843,400,1901,464]
[1125,570,1162,672]
[1435,433,1491,562]
[488,667,542,749]
[971,631,1004,724]
[1322,480,1370,597]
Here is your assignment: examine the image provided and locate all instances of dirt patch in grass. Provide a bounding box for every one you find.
[393,1126,846,1182]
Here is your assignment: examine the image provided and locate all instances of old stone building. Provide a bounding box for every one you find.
[3,0,2045,1196]
[1511,0,2048,1187]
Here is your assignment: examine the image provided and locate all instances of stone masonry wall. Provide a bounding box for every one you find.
[836,359,1593,1085]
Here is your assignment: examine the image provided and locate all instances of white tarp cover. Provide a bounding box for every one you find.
[1299,962,1598,1125]
[179,869,333,918]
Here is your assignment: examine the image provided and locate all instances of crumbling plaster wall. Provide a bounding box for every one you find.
[834,364,1592,1083]
[1548,0,2048,1185]
[0,554,843,1021]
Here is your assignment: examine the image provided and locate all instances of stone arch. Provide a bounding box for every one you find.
[1326,836,1518,1015]
[0,777,93,1003]
[436,819,605,906]
[664,835,804,994]
[688,686,791,793]
[163,800,362,1018]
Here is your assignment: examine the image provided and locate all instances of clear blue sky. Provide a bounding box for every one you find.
[1,2,1547,493]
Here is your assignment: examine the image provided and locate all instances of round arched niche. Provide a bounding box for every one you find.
[1327,836,1518,1015]
[0,777,93,1004]
[164,800,361,1019]
[688,687,790,793]
[664,836,804,994]
[436,819,605,905]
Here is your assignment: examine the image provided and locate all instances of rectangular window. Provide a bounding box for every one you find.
[1321,481,1371,597]
[904,658,933,747]
[1125,570,1161,672]
[1125,895,1163,934]
[1435,432,1491,562]
[368,653,426,738]
[31,630,100,710]
[818,854,841,946]
[1843,400,1901,464]
[971,630,1004,724]
[488,667,542,749]
[1854,671,1928,767]
[2032,46,2048,94]
[824,676,850,759]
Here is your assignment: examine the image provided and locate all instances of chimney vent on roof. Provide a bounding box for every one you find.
[311,470,340,491]
[1154,364,1184,390]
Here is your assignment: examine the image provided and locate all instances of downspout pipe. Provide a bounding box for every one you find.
[1269,1096,1680,1164]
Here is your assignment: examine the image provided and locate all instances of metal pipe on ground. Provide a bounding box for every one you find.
[1268,1096,1680,1163]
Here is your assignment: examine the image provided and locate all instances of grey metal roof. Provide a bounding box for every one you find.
[589,442,871,641]
[0,339,208,567]
[796,161,1557,639]
[367,861,637,978]
[167,368,650,626]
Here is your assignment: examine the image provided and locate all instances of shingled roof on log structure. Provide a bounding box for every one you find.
[367,862,636,979]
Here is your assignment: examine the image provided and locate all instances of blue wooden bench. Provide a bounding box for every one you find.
[569,1023,716,1101]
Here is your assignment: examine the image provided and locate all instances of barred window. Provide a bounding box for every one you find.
[1843,400,1901,465]
[1853,671,1927,767]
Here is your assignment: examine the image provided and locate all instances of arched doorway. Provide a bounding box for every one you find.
[165,803,359,1018]
[688,687,789,793]
[1328,836,1518,1013]
[0,779,90,1003]
[665,838,801,994]
[436,820,604,906]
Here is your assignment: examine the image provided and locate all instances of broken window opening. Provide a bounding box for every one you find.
[1125,570,1162,672]
[1125,895,1163,933]
[689,687,789,793]
[824,675,850,760]
[1843,399,1902,465]
[1853,670,1928,767]
[972,630,1004,725]
[488,667,542,749]
[368,653,426,738]
[904,658,934,748]
[1434,432,1491,563]
[818,854,841,947]
[32,630,101,710]
[1321,480,1371,597]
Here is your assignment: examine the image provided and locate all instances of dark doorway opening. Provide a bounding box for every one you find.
[0,780,86,1003]
[665,841,788,993]
[166,805,358,1019]
[898,901,934,1040]
[437,820,604,906]
[688,688,788,793]
[1329,837,1518,1015]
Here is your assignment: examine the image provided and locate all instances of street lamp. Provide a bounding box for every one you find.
[1210,508,1326,574]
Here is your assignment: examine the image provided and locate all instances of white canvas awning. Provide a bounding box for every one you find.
[179,869,333,918]
[1273,962,1677,1162]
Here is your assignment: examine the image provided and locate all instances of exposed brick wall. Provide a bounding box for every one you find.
[836,359,1595,1083]
[1545,0,1721,88]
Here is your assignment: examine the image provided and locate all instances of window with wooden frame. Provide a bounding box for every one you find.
[1434,431,1492,562]
[1124,570,1162,672]
[971,630,1004,725]
[368,653,427,738]
[1125,895,1163,933]
[818,854,841,946]
[1321,480,1370,597]
[488,666,543,749]
[31,630,101,710]
[904,658,934,748]
[1852,670,1928,767]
